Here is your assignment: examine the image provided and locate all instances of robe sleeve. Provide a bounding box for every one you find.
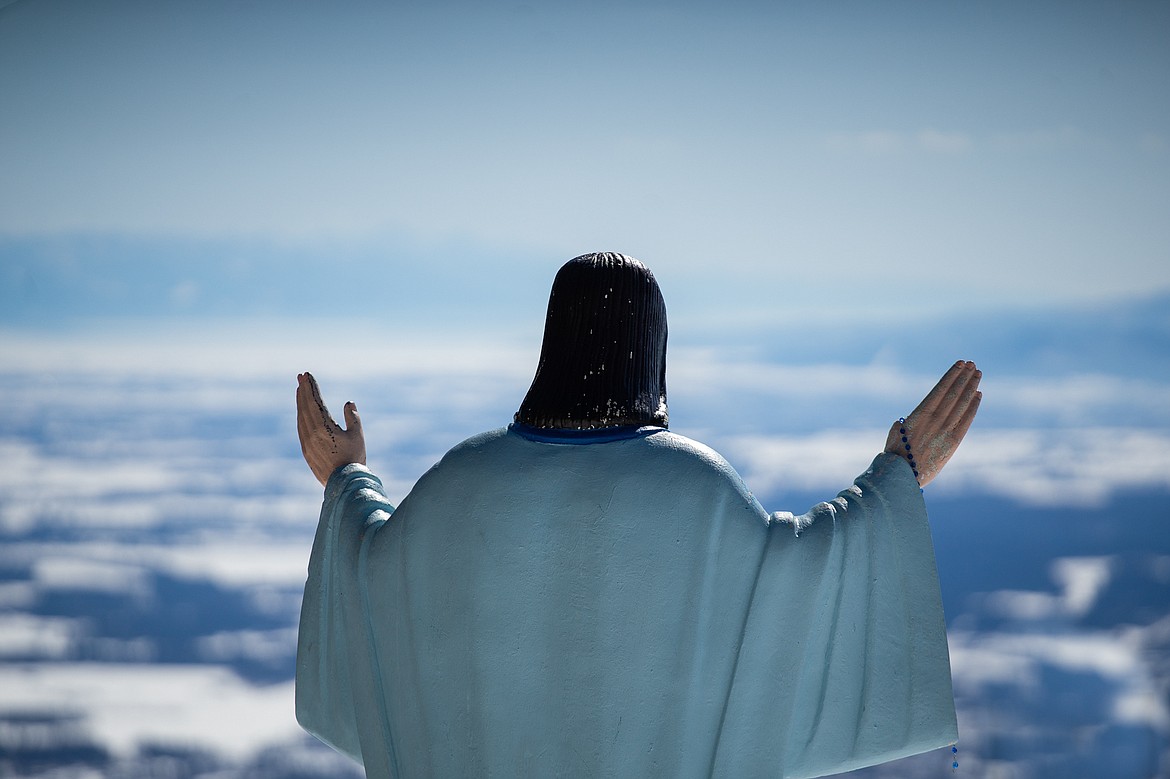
[713,452,957,778]
[295,463,394,766]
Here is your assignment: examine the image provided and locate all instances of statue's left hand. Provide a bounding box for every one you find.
[296,372,366,486]
[885,360,982,488]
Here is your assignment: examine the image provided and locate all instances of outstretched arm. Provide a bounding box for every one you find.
[884,360,982,488]
[296,372,366,486]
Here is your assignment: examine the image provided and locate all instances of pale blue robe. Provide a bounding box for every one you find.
[296,425,957,778]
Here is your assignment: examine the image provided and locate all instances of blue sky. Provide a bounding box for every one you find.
[2,0,1169,327]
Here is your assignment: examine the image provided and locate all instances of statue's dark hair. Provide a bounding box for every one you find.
[515,252,668,430]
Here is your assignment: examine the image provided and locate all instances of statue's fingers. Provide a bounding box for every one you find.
[296,375,324,471]
[298,375,327,437]
[343,401,362,435]
[924,361,978,428]
[305,372,340,431]
[915,360,969,416]
[942,368,982,431]
[949,390,982,447]
[296,374,316,439]
[908,360,970,427]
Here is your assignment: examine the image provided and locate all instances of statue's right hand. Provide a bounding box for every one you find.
[884,360,982,488]
[296,372,366,487]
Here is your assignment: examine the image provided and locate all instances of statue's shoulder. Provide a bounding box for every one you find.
[437,427,514,462]
[634,431,766,520]
[641,430,743,482]
[644,429,731,463]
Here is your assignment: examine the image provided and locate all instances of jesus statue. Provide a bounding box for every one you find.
[294,252,981,778]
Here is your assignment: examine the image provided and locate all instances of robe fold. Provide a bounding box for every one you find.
[296,425,957,778]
